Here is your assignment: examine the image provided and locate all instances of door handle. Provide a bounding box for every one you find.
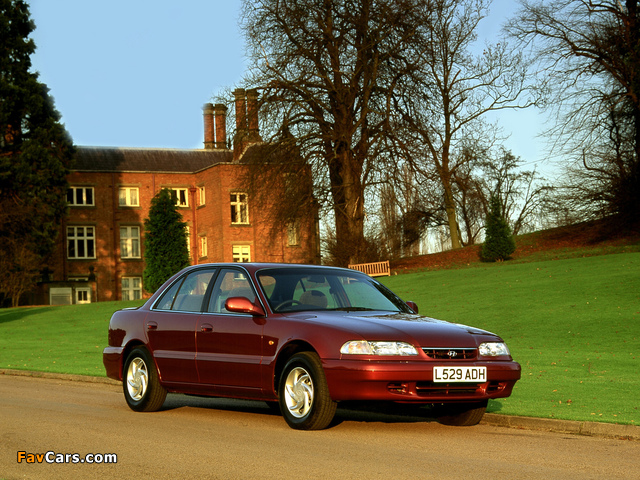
[200,323,213,333]
[146,321,158,330]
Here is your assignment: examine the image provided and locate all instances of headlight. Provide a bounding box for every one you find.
[479,342,510,357]
[340,340,418,356]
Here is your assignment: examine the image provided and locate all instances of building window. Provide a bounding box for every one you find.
[120,226,141,259]
[168,187,189,207]
[200,236,208,258]
[230,193,249,224]
[119,187,139,207]
[67,226,96,259]
[198,186,206,206]
[122,277,142,301]
[287,222,300,246]
[185,226,191,258]
[76,288,91,304]
[67,186,94,206]
[232,245,251,263]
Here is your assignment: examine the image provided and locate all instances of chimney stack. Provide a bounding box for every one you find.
[203,103,215,150]
[246,89,261,142]
[203,102,228,150]
[214,104,227,149]
[233,88,262,161]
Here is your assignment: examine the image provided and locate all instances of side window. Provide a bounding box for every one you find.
[154,269,215,312]
[207,269,256,314]
[155,278,183,310]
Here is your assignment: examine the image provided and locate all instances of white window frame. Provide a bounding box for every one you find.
[122,277,142,301]
[67,186,94,206]
[120,226,141,259]
[118,187,140,207]
[200,236,208,258]
[76,287,91,304]
[230,192,249,224]
[232,245,251,263]
[168,187,189,207]
[185,226,191,258]
[67,226,96,259]
[287,221,300,246]
[198,186,206,206]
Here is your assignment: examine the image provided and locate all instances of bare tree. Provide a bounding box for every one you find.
[507,0,640,224]
[239,0,442,266]
[396,0,535,249]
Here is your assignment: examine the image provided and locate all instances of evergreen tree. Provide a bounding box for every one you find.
[0,0,75,306]
[480,194,516,262]
[143,189,190,293]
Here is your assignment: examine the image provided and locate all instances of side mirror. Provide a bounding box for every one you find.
[406,301,419,314]
[225,297,266,317]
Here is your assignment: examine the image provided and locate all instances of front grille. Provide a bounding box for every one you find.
[387,381,507,398]
[421,347,477,360]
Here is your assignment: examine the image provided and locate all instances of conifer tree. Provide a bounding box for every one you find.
[0,0,75,306]
[143,189,190,293]
[480,194,516,262]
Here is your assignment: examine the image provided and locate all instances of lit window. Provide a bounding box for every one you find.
[200,236,208,258]
[232,245,251,263]
[67,187,94,206]
[168,188,189,207]
[119,187,139,207]
[67,226,96,259]
[230,193,249,224]
[122,277,142,301]
[287,222,300,246]
[120,226,141,259]
[76,288,91,304]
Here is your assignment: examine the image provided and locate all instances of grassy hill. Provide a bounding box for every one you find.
[392,217,640,273]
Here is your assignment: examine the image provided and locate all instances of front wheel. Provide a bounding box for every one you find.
[278,352,337,430]
[123,347,167,412]
[435,400,488,426]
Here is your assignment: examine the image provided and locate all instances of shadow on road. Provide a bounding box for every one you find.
[159,393,441,426]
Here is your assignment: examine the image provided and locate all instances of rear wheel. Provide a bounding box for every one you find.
[435,400,488,426]
[278,352,337,430]
[123,347,167,412]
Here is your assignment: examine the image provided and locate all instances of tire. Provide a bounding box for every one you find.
[123,347,167,412]
[278,352,337,430]
[435,400,488,426]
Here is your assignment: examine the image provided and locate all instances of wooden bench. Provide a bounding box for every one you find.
[348,260,391,277]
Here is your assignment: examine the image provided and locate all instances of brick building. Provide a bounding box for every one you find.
[40,89,320,305]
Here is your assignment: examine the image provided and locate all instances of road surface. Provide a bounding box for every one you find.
[1,375,638,479]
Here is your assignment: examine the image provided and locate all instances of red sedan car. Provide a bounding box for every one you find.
[103,263,520,430]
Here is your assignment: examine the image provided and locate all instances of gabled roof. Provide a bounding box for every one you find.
[73,146,234,173]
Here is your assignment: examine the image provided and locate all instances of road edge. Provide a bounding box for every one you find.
[2,368,638,440]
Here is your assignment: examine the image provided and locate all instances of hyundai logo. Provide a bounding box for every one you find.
[448,350,458,358]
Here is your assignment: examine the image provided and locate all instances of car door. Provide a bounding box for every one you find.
[146,268,216,384]
[196,268,264,392]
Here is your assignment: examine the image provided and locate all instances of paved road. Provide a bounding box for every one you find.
[1,375,638,480]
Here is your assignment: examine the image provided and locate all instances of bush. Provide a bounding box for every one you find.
[480,194,516,262]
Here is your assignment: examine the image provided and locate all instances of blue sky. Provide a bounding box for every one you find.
[28,0,552,176]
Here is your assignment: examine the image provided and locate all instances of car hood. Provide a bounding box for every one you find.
[289,311,501,348]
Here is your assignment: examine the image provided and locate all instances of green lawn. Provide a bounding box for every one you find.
[0,252,638,425]
[380,252,640,425]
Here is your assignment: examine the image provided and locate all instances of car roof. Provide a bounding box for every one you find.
[183,263,356,274]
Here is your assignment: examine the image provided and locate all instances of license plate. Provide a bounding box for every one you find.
[433,366,487,383]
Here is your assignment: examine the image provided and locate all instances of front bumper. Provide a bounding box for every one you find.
[323,359,521,403]
[103,346,125,381]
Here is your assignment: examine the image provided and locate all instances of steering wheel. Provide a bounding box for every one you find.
[274,299,302,312]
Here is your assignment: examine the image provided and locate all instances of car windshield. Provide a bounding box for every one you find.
[257,267,413,313]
